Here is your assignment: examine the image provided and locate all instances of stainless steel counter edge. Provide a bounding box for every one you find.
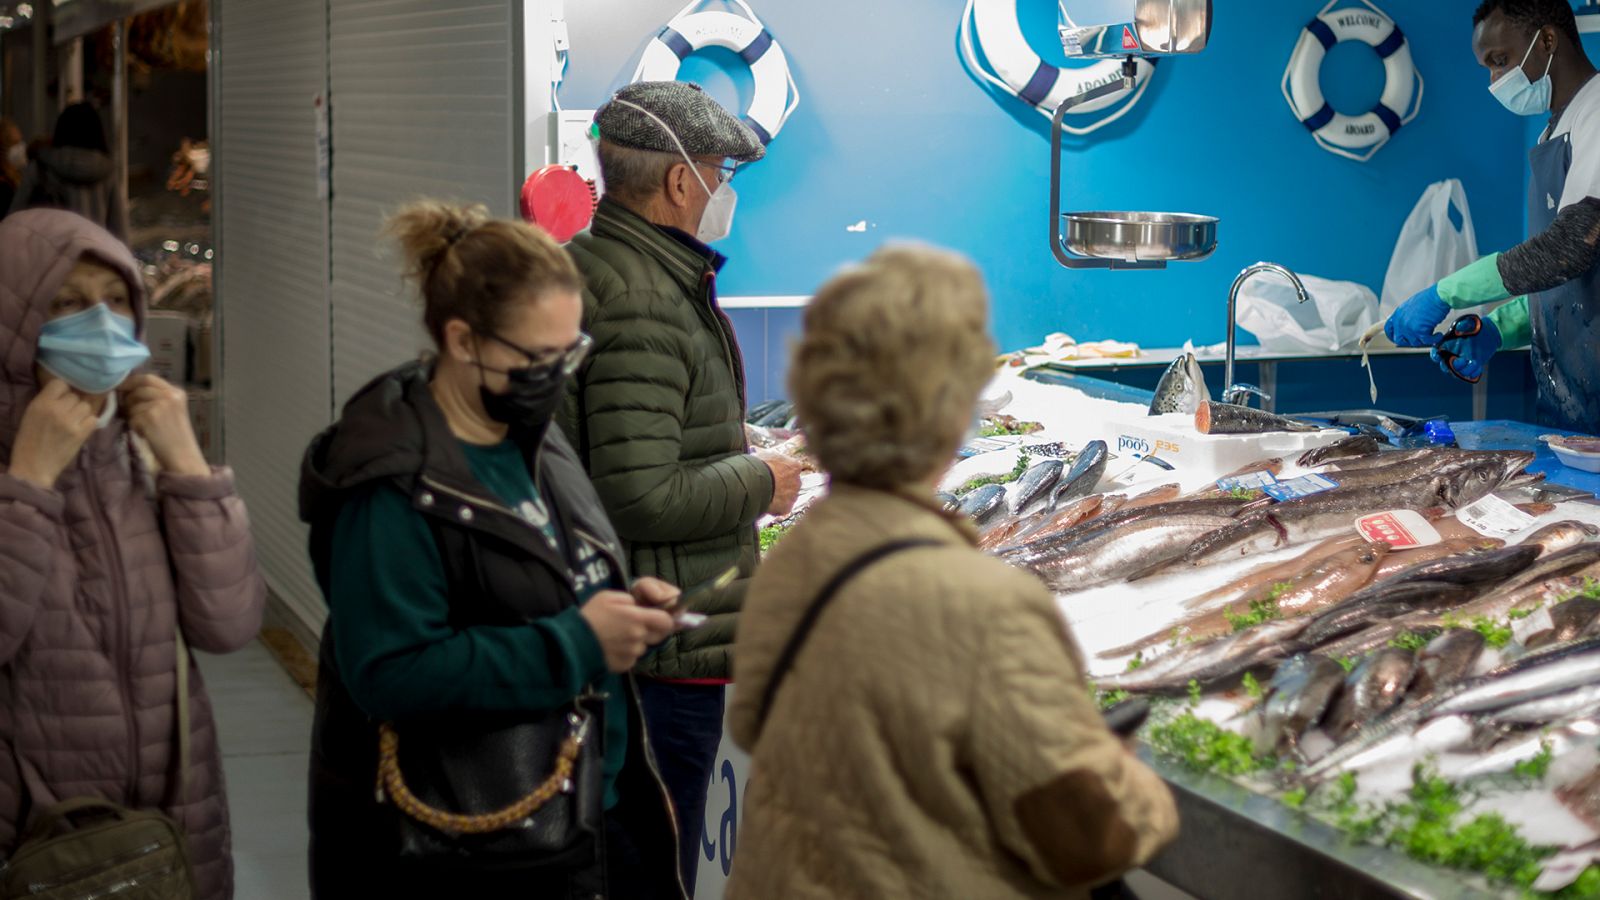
[1136,747,1505,899]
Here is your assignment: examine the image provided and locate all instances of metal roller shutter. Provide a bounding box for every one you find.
[213,0,333,628]
[328,0,518,405]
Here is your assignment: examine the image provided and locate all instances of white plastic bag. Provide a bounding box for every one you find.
[1380,179,1478,317]
[1235,273,1379,354]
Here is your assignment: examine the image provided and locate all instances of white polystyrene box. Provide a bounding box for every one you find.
[1106,412,1350,492]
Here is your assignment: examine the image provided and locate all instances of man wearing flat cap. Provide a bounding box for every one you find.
[558,80,803,891]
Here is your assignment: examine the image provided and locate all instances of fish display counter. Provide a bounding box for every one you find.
[931,364,1600,899]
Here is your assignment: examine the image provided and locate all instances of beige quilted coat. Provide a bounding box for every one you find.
[728,485,1178,899]
[0,209,266,898]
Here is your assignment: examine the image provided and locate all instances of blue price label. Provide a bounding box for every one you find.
[1262,474,1339,502]
[1217,471,1278,492]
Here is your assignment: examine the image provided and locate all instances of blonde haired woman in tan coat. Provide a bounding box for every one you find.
[727,245,1178,899]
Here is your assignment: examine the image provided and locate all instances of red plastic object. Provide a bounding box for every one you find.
[519,165,596,242]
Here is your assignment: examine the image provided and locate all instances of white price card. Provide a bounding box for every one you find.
[1456,494,1538,538]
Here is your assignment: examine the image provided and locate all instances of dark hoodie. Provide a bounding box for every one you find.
[9,147,127,240]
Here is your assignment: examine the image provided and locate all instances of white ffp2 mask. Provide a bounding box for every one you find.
[611,98,738,243]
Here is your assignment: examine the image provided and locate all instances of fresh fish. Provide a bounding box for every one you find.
[1370,538,1506,580]
[1409,629,1487,700]
[1452,718,1600,781]
[990,496,1105,552]
[1326,448,1448,471]
[1297,435,1382,468]
[1180,459,1524,567]
[1520,597,1600,651]
[1094,617,1311,694]
[1176,534,1371,613]
[1559,759,1600,830]
[936,491,960,514]
[1107,542,1387,655]
[978,514,1038,551]
[1302,451,1529,492]
[1048,440,1108,509]
[1121,483,1182,511]
[1027,514,1238,593]
[957,484,1006,523]
[1481,544,1600,598]
[1256,654,1346,756]
[1041,496,1254,557]
[1330,715,1477,776]
[1325,647,1416,740]
[1011,459,1065,516]
[1302,582,1479,648]
[1491,681,1600,725]
[1428,641,1600,717]
[1148,352,1208,415]
[1401,574,1600,643]
[1521,520,1600,555]
[1375,544,1541,588]
[1194,402,1322,434]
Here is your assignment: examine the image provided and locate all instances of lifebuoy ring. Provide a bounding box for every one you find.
[959,0,1156,136]
[631,0,799,144]
[1281,0,1424,162]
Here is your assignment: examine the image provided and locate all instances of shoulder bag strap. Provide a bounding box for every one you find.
[169,626,190,811]
[754,539,940,731]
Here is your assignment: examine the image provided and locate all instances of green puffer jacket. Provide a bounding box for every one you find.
[559,198,774,681]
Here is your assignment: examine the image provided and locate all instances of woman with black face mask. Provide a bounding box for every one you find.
[299,201,688,899]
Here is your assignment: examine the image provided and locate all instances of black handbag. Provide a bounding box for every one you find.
[374,691,606,872]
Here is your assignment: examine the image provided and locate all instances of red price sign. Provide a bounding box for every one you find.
[1355,511,1441,549]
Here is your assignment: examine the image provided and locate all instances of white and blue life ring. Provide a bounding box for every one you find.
[631,0,799,144]
[1281,0,1424,163]
[959,0,1156,136]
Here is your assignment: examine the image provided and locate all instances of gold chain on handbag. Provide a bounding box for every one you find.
[374,711,590,836]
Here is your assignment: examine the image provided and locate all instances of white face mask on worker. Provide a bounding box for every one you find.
[612,98,737,243]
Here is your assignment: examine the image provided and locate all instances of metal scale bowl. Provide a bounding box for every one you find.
[1051,0,1217,269]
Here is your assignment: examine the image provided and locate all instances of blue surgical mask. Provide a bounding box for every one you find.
[1490,34,1556,117]
[37,303,150,394]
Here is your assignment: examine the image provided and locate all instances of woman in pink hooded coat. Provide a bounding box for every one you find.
[0,209,266,898]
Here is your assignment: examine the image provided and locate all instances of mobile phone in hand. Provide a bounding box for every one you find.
[661,566,738,621]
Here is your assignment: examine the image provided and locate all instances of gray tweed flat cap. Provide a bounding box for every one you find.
[595,81,766,163]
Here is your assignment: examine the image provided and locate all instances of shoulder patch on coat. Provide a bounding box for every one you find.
[1013,768,1140,887]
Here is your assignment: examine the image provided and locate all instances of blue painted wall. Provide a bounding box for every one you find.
[561,1,1535,409]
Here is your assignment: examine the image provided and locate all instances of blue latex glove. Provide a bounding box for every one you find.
[1385,284,1452,347]
[1431,315,1502,383]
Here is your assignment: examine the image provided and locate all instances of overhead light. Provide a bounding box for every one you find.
[17,4,33,19]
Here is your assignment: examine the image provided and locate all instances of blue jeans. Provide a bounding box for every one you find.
[635,680,726,897]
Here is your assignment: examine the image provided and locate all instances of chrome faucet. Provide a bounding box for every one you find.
[1224,262,1308,405]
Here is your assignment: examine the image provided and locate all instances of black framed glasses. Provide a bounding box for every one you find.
[698,160,738,185]
[482,332,592,377]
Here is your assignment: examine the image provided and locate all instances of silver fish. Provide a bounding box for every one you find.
[1303,582,1479,649]
[1325,647,1416,741]
[1148,352,1208,416]
[1257,654,1345,756]
[1492,682,1600,725]
[1195,402,1322,434]
[1027,514,1237,592]
[1048,440,1108,510]
[1011,459,1065,516]
[1410,629,1487,700]
[1452,718,1600,781]
[1520,597,1600,651]
[1297,435,1382,468]
[957,484,1007,523]
[1429,642,1600,717]
[1333,715,1477,775]
[1094,617,1310,694]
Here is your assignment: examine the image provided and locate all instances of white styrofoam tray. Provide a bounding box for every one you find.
[1106,412,1349,492]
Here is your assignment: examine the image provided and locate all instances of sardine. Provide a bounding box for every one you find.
[1094,617,1311,694]
[1028,514,1238,592]
[1491,681,1600,725]
[1410,629,1487,700]
[1429,643,1600,717]
[1011,459,1065,516]
[1149,352,1208,415]
[1048,440,1108,509]
[1256,654,1345,756]
[1195,402,1322,434]
[957,484,1006,523]
[1298,435,1382,468]
[1325,647,1416,740]
[1376,544,1541,588]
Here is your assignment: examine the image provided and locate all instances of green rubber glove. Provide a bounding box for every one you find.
[1486,296,1532,350]
[1437,254,1512,307]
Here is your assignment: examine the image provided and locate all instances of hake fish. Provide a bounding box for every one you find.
[1149,352,1209,415]
[1028,514,1238,593]
[1093,617,1311,694]
[1297,435,1383,468]
[1194,401,1323,435]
